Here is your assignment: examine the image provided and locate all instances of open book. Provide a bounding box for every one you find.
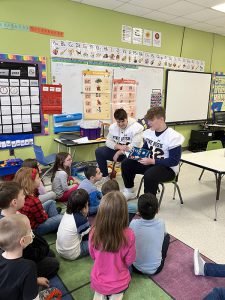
[127,146,151,160]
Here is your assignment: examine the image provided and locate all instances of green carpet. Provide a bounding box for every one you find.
[45,233,172,300]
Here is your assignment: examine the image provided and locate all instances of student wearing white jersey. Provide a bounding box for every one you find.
[121,106,185,200]
[95,108,144,182]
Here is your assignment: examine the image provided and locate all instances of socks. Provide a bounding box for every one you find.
[194,249,205,276]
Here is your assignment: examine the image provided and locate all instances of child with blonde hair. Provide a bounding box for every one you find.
[89,191,136,300]
[15,167,62,236]
[51,152,79,202]
[0,214,39,299]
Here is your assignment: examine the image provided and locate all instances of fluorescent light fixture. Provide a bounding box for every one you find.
[212,3,225,13]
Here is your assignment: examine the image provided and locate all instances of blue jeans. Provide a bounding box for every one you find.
[80,240,89,257]
[95,146,126,177]
[34,200,62,236]
[204,263,225,277]
[203,288,225,300]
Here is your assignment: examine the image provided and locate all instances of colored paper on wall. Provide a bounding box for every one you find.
[41,84,62,114]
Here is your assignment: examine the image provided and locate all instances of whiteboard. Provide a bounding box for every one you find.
[165,70,212,123]
[51,60,163,120]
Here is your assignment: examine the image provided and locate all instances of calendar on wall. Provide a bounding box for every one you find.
[0,61,41,135]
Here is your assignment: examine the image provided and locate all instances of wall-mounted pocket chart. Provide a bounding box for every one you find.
[0,61,41,135]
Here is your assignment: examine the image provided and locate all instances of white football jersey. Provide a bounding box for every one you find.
[143,127,184,173]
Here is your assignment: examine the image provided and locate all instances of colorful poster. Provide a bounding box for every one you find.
[150,89,162,108]
[153,31,162,48]
[41,84,62,114]
[210,72,225,115]
[82,70,111,120]
[112,79,137,118]
[121,25,132,43]
[132,28,143,45]
[143,29,152,46]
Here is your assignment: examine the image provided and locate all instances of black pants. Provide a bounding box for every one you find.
[133,233,170,275]
[36,250,59,279]
[121,158,175,196]
[95,146,126,177]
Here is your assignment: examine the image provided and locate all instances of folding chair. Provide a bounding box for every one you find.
[33,144,56,179]
[136,168,183,207]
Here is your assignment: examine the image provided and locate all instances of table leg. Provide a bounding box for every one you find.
[214,173,221,221]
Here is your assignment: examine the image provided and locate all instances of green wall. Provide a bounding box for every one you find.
[0,0,225,161]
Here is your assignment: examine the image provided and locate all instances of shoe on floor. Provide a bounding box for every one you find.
[194,249,205,276]
[123,188,136,200]
[109,293,124,300]
[56,207,62,214]
[93,292,107,300]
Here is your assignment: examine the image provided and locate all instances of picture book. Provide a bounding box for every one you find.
[127,146,151,160]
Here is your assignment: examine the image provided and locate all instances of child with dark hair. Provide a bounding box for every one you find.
[0,182,59,280]
[51,152,79,202]
[56,189,90,260]
[78,166,102,215]
[22,158,56,204]
[101,179,137,223]
[129,193,170,275]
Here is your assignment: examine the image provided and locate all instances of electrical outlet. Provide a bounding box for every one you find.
[9,149,15,156]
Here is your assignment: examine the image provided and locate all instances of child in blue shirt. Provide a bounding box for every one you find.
[78,166,102,215]
[129,193,170,275]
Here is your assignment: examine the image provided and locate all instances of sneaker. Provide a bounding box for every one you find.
[97,176,110,186]
[194,249,205,276]
[123,189,137,200]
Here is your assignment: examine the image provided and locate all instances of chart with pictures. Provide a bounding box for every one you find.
[112,79,137,118]
[82,70,111,119]
[210,72,225,114]
[0,61,41,134]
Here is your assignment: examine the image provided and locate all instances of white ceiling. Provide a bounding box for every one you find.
[71,0,225,36]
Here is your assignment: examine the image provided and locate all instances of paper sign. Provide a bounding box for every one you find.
[30,87,39,95]
[11,96,21,105]
[3,125,12,133]
[32,114,41,123]
[1,96,10,105]
[30,80,39,86]
[10,79,20,86]
[13,124,23,133]
[1,106,11,115]
[0,79,9,86]
[12,106,21,114]
[11,70,21,76]
[21,96,30,105]
[2,115,12,124]
[23,123,32,132]
[22,115,31,123]
[20,79,30,86]
[22,105,31,114]
[10,86,19,96]
[20,86,29,95]
[0,69,9,76]
[30,95,39,104]
[31,105,40,114]
[28,66,36,77]
[0,86,9,95]
[13,115,22,124]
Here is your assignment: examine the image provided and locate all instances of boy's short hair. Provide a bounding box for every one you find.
[138,193,158,220]
[0,182,22,209]
[0,214,28,251]
[114,108,127,121]
[22,158,38,170]
[67,189,89,214]
[84,166,97,180]
[101,179,119,196]
[145,106,165,121]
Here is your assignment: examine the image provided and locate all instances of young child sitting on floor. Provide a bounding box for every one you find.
[0,181,59,280]
[101,179,137,223]
[129,193,170,275]
[22,158,56,204]
[56,189,90,260]
[89,191,136,300]
[15,167,62,236]
[51,152,79,202]
[0,214,42,299]
[78,166,102,215]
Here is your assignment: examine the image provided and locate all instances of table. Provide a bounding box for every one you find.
[54,137,106,159]
[181,149,225,220]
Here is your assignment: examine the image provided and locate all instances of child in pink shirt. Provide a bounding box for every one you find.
[89,191,136,300]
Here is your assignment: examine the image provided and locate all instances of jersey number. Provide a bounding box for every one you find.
[149,146,164,160]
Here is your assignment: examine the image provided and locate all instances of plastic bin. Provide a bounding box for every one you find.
[80,127,101,140]
[0,159,23,176]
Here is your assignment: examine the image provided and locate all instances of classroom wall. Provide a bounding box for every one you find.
[0,0,225,161]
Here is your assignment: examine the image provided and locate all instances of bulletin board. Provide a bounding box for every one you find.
[0,61,41,134]
[51,59,164,121]
[210,72,225,114]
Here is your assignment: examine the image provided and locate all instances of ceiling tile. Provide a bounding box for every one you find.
[143,11,177,22]
[82,0,125,10]
[129,0,178,10]
[206,16,225,25]
[114,3,152,16]
[185,0,225,8]
[185,8,225,21]
[159,1,204,16]
[168,16,198,26]
[189,22,218,31]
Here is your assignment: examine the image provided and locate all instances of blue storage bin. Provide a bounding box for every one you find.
[0,159,23,176]
[54,113,82,123]
[54,126,80,133]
